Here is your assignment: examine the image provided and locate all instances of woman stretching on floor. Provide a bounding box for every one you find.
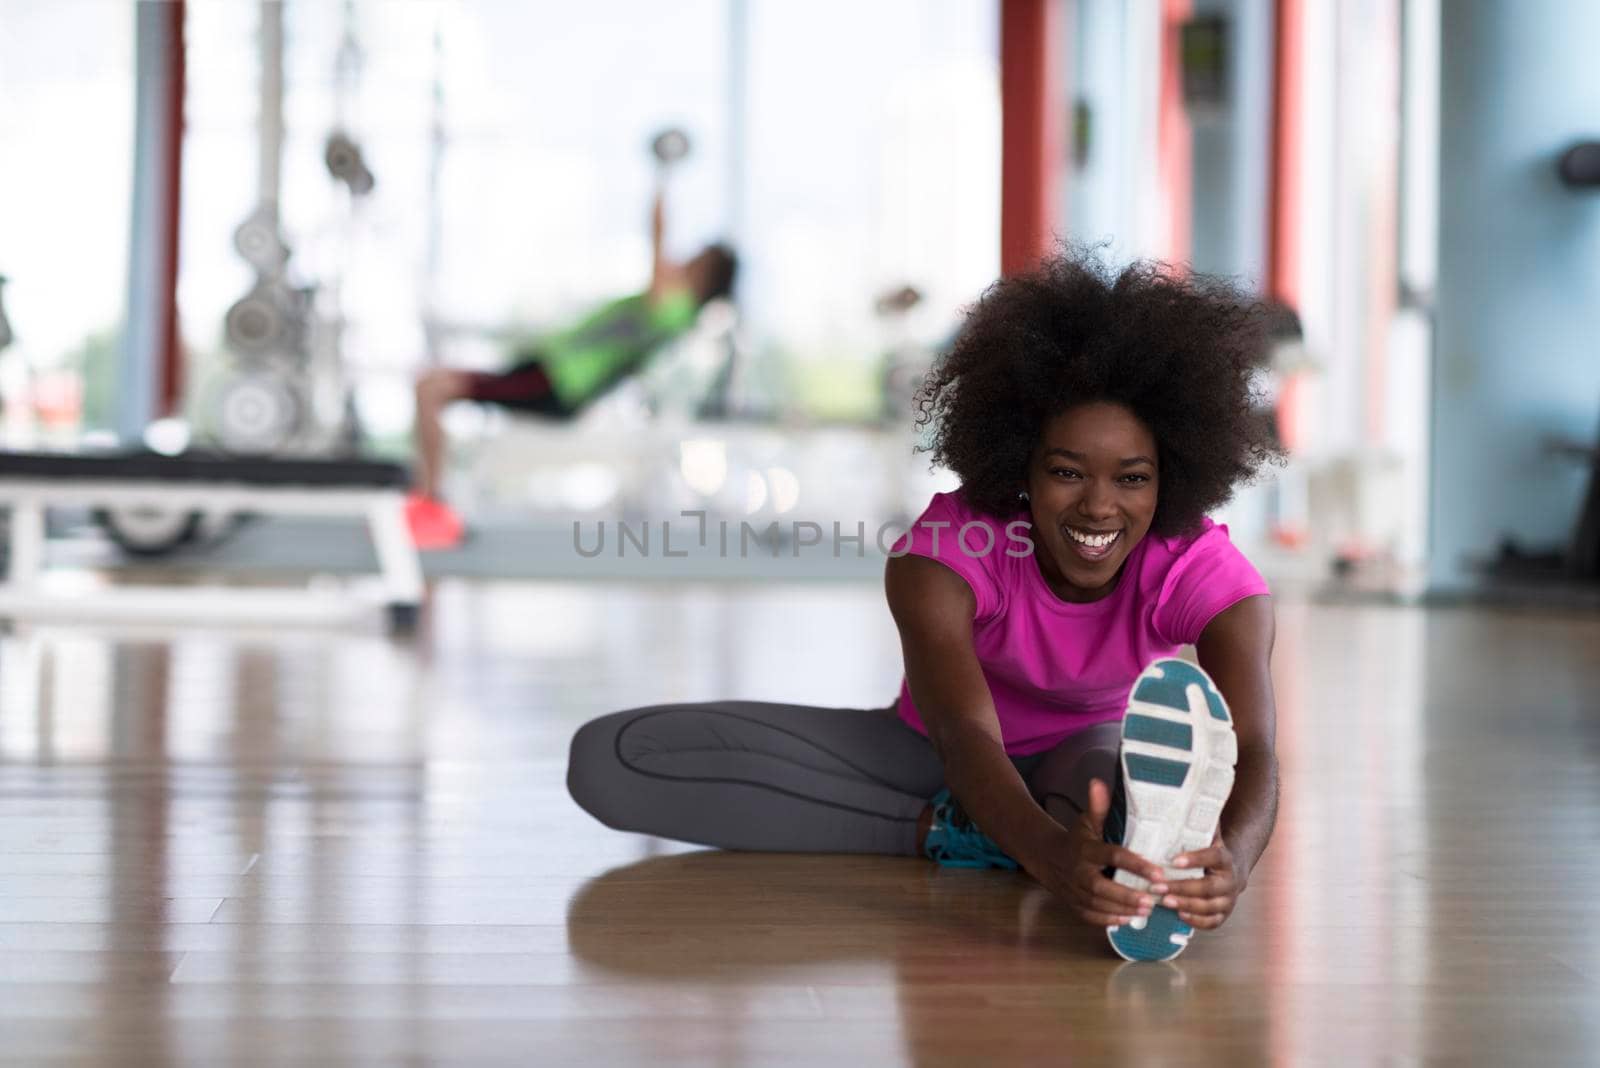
[566,250,1284,962]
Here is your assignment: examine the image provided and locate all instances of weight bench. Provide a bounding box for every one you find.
[0,450,422,631]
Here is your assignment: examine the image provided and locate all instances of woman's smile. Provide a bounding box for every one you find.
[1025,401,1160,602]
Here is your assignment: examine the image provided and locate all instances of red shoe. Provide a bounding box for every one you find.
[405,493,465,550]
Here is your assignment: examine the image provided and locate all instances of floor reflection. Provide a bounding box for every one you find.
[0,586,1597,1063]
[564,850,1271,1064]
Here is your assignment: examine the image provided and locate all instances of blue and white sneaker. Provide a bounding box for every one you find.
[923,788,1019,870]
[1106,657,1237,962]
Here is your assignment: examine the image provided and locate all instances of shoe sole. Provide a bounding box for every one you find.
[1106,657,1237,962]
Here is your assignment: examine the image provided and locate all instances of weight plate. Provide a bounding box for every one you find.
[233,208,289,271]
[213,371,303,455]
[225,292,286,352]
[94,507,202,557]
[651,128,691,165]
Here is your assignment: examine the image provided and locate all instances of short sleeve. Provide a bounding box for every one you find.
[1151,523,1271,645]
[890,492,1007,622]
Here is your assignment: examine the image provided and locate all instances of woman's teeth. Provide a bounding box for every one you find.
[1066,527,1120,549]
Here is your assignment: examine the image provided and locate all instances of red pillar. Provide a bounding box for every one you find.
[157,0,186,416]
[1268,0,1301,309]
[1268,0,1304,454]
[999,0,1064,276]
[1157,0,1194,266]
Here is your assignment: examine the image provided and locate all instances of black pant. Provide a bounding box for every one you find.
[567,699,1122,856]
[462,357,572,418]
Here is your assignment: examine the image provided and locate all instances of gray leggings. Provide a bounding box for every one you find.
[567,699,1122,856]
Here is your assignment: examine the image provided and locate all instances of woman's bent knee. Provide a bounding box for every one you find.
[567,710,634,830]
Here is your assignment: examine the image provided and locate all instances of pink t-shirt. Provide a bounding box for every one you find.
[892,490,1270,756]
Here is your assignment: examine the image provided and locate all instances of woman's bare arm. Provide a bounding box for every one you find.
[885,554,1165,922]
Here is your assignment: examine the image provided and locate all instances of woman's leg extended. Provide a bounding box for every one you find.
[567,700,944,856]
[1023,720,1124,828]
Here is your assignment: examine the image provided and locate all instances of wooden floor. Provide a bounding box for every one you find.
[1,580,1597,1065]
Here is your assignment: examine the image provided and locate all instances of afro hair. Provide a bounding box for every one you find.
[915,248,1285,537]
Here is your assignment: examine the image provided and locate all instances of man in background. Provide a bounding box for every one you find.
[407,190,737,549]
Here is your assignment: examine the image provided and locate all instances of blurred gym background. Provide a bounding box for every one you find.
[2,4,1600,1063]
[0,0,1596,607]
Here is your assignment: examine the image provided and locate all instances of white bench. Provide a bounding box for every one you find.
[0,451,422,631]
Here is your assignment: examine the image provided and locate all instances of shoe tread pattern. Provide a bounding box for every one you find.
[1107,658,1236,962]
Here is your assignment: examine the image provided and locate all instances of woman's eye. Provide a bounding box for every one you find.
[1051,468,1080,479]
[1119,475,1150,485]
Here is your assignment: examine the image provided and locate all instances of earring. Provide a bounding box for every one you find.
[1018,490,1029,502]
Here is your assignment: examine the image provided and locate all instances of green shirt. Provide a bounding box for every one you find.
[530,289,699,410]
